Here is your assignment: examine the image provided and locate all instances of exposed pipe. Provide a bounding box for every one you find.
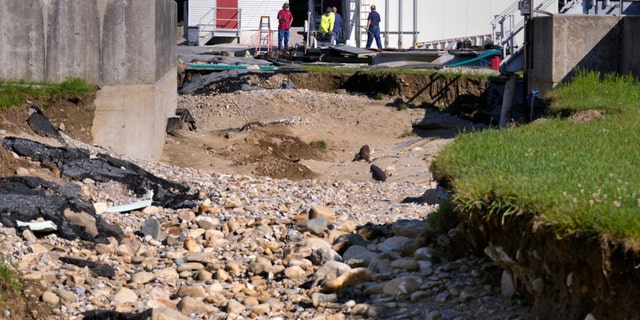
[398,0,403,48]
[384,0,389,48]
[413,0,417,48]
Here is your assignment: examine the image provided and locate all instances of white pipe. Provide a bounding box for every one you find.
[384,0,389,48]
[413,0,417,47]
[398,0,403,48]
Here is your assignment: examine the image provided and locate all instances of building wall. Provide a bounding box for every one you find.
[0,0,177,161]
[528,15,625,95]
[356,0,557,49]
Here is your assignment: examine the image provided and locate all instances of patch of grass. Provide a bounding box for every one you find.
[0,77,95,109]
[398,131,417,138]
[397,103,409,111]
[432,70,640,249]
[309,140,328,149]
[0,260,22,305]
[374,92,384,100]
[545,68,640,114]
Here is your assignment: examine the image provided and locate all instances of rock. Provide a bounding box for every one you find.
[390,257,419,271]
[112,287,138,305]
[225,299,245,314]
[310,247,342,265]
[296,217,328,236]
[152,307,192,320]
[41,291,60,306]
[249,256,273,275]
[131,271,156,284]
[308,205,336,224]
[313,260,352,287]
[391,219,430,238]
[311,292,338,306]
[284,265,306,279]
[178,296,215,314]
[323,268,371,293]
[501,269,516,298]
[383,276,423,297]
[178,285,206,298]
[140,218,160,240]
[63,209,98,237]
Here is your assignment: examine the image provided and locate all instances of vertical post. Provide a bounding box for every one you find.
[398,0,403,48]
[521,0,532,121]
[384,0,389,48]
[413,0,417,48]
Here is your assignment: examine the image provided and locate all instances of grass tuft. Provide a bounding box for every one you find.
[309,140,328,149]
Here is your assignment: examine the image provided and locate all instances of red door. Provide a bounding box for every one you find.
[216,0,238,29]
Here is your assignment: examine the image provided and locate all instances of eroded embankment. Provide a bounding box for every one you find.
[459,211,640,320]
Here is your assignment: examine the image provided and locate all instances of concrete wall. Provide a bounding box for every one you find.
[528,15,633,95]
[0,0,177,161]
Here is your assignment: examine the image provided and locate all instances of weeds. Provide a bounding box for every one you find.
[309,140,328,149]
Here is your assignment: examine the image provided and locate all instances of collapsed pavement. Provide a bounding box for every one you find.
[0,136,201,244]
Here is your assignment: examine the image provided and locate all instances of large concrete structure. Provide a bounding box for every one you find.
[528,15,640,95]
[0,0,177,161]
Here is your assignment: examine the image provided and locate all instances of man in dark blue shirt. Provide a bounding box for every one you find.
[366,5,382,49]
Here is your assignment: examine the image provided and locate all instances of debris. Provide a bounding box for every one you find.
[370,164,387,182]
[0,175,123,243]
[27,105,66,145]
[2,137,199,209]
[59,257,117,279]
[16,219,57,232]
[166,108,197,135]
[106,191,154,213]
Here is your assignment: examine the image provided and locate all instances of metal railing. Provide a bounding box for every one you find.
[414,34,492,50]
[491,0,556,59]
[197,6,242,45]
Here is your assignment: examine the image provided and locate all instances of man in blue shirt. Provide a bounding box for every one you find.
[332,7,343,45]
[365,5,382,49]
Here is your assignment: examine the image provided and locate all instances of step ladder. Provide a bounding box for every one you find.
[358,0,371,48]
[255,16,272,54]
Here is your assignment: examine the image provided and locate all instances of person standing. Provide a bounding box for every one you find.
[318,7,335,42]
[277,3,294,50]
[332,7,343,45]
[365,5,382,49]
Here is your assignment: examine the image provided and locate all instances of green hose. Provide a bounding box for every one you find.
[446,49,501,67]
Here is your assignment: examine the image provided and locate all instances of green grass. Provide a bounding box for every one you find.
[0,260,22,305]
[0,77,95,109]
[545,68,640,114]
[398,131,417,138]
[432,69,640,248]
[309,140,328,149]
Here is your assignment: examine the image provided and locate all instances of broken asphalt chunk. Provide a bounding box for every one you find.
[0,176,123,243]
[59,257,117,279]
[2,137,199,209]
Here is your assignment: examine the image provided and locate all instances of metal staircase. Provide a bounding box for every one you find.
[491,0,556,73]
[188,6,241,46]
